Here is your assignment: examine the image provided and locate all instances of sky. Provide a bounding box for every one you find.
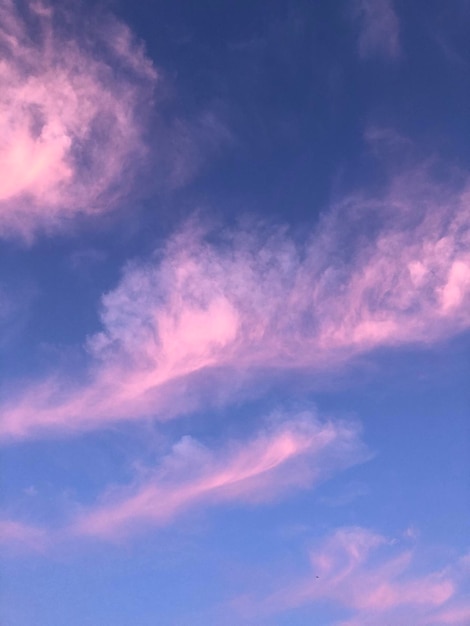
[0,0,469,624]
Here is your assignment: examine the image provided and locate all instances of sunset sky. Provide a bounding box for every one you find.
[1,1,469,624]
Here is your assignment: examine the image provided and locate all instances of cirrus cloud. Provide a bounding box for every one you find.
[0,410,369,545]
[240,526,470,626]
[0,0,156,240]
[72,411,368,540]
[0,518,48,552]
[1,161,469,439]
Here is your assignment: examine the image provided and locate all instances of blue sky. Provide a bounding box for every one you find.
[1,1,469,624]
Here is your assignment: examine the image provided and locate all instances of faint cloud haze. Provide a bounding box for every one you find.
[352,0,401,59]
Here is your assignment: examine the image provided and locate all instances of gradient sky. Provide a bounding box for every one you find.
[1,1,469,625]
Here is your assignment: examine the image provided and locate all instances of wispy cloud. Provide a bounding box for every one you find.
[72,412,367,540]
[1,161,469,439]
[241,526,470,625]
[0,411,368,546]
[351,0,401,59]
[0,0,156,241]
[0,518,48,552]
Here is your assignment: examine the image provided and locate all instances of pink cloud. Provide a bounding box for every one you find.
[0,518,48,552]
[352,0,401,59]
[0,0,156,240]
[246,526,469,625]
[71,413,367,540]
[429,605,470,625]
[72,166,470,364]
[1,163,469,439]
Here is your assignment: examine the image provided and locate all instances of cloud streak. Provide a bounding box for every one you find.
[0,0,156,240]
[72,412,367,539]
[1,162,469,439]
[0,411,368,545]
[0,518,48,552]
[243,526,470,625]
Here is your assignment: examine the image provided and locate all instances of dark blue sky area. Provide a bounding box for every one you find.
[113,0,470,212]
